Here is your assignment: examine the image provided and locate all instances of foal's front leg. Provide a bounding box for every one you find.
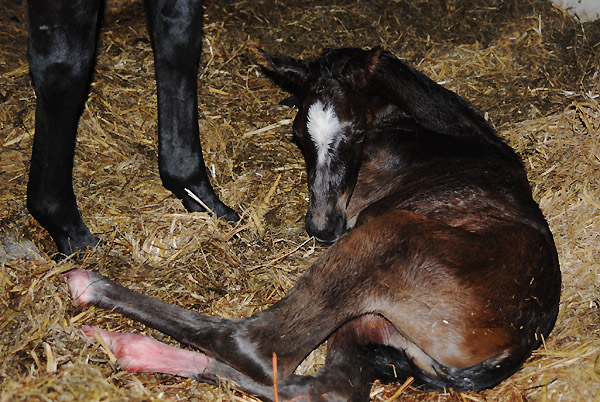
[66,269,379,401]
[144,0,239,221]
[78,326,352,401]
[65,269,316,400]
[65,269,300,382]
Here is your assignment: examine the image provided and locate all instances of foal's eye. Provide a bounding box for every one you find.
[316,85,325,94]
[352,131,366,144]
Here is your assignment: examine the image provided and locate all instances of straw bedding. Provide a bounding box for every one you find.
[1,0,598,400]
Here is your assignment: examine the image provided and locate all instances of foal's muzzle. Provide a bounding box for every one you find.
[305,209,347,243]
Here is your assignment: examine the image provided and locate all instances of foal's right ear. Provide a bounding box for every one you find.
[259,48,309,94]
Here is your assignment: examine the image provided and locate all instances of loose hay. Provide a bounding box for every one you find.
[1,0,599,401]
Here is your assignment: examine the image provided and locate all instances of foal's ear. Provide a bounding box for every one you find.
[350,47,383,88]
[366,46,383,75]
[259,48,309,94]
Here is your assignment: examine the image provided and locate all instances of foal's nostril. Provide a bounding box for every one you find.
[305,213,326,241]
[309,227,337,243]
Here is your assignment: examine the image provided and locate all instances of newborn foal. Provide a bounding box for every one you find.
[65,48,560,401]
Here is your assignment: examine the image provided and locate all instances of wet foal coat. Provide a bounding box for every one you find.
[65,48,561,401]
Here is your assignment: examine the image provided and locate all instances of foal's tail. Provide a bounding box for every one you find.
[359,344,528,392]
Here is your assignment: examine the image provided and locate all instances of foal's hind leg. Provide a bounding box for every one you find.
[78,325,371,401]
[66,269,341,400]
[65,268,346,384]
[64,228,390,387]
[77,326,281,398]
[27,0,102,256]
[144,0,238,221]
[273,316,401,402]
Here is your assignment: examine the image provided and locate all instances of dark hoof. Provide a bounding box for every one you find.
[54,230,99,259]
[214,204,240,222]
[181,189,240,222]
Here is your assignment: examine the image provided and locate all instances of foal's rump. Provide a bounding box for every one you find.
[340,207,559,390]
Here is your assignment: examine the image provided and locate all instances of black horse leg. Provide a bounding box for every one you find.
[144,0,239,221]
[26,0,102,256]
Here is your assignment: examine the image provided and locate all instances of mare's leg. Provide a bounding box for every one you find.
[27,0,102,256]
[144,0,238,221]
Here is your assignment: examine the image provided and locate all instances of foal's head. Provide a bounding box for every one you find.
[263,48,382,242]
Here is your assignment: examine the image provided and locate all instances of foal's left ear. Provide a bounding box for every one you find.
[259,48,309,95]
[351,47,383,88]
[366,46,383,74]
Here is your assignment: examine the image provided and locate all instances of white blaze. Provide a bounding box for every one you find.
[306,101,343,164]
